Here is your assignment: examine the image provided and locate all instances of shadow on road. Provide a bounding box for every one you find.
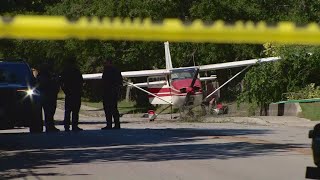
[0,128,306,179]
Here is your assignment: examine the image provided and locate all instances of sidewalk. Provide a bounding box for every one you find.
[258,116,319,128]
[204,116,319,128]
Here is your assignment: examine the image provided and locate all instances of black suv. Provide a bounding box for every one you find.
[0,60,43,132]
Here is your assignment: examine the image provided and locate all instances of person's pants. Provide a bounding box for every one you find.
[42,97,57,129]
[103,97,120,128]
[64,94,81,129]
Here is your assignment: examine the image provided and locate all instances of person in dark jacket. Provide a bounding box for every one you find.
[102,59,123,130]
[60,57,84,132]
[38,63,60,132]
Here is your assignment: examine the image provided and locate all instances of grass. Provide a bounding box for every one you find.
[81,100,147,114]
[77,99,320,120]
[118,101,146,114]
[153,105,179,114]
[300,102,320,121]
[82,101,103,109]
[59,91,146,114]
[57,91,65,100]
[81,99,180,114]
[58,92,248,116]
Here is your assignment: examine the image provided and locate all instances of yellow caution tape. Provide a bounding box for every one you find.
[1,15,320,44]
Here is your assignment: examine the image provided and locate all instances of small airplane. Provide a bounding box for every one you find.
[83,42,280,117]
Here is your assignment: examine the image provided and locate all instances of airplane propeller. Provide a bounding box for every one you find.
[183,68,200,107]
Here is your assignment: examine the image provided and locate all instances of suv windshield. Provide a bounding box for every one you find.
[0,64,32,85]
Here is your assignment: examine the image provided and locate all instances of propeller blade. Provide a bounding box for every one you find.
[184,93,191,103]
[184,68,200,107]
[190,68,200,88]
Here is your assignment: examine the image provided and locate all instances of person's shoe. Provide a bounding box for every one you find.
[72,126,83,132]
[113,126,121,129]
[65,128,70,132]
[101,126,112,130]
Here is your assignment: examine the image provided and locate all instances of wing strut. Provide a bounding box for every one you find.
[125,81,173,105]
[203,65,252,101]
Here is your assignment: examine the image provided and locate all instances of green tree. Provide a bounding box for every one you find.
[2,0,320,103]
[239,44,320,115]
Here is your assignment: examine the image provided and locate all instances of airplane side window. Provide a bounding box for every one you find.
[149,76,166,82]
[171,73,178,80]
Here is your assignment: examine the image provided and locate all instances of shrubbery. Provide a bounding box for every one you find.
[285,84,320,100]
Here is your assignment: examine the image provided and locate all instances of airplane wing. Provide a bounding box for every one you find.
[200,76,217,81]
[127,80,167,87]
[198,57,281,71]
[82,73,102,80]
[83,69,169,80]
[83,57,280,80]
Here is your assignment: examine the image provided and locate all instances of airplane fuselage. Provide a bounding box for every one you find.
[147,67,203,108]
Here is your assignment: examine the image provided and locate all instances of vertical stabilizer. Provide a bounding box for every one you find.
[164,41,173,70]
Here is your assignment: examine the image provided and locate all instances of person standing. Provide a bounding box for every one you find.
[38,63,60,132]
[102,59,123,130]
[60,57,84,132]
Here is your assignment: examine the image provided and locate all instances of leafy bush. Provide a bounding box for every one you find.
[285,84,320,100]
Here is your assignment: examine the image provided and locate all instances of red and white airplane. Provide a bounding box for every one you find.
[83,42,280,111]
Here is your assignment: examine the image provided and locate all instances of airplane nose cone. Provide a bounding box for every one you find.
[186,87,194,93]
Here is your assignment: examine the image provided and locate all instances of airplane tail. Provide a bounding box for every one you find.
[164,41,173,70]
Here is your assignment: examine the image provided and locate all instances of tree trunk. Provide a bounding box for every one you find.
[264,104,269,116]
[260,103,269,116]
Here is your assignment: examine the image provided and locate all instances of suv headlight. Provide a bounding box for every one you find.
[17,88,40,96]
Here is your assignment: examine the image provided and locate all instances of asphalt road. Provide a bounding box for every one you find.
[0,108,316,180]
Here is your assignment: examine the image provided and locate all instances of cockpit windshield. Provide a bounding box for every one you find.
[170,68,196,81]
